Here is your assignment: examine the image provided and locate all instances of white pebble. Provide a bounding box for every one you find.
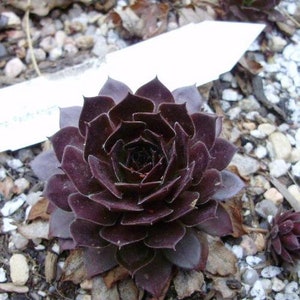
[261,266,282,278]
[49,47,63,61]
[272,277,286,292]
[232,245,243,259]
[250,280,265,299]
[222,89,241,101]
[9,254,29,286]
[242,268,259,285]
[4,58,25,78]
[246,255,262,267]
[250,129,266,139]
[292,161,300,177]
[255,145,267,159]
[0,268,7,283]
[6,158,23,169]
[0,194,26,217]
[275,293,300,300]
[269,159,291,178]
[1,218,17,232]
[285,282,298,294]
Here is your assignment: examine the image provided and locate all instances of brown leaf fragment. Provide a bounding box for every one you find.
[178,6,214,26]
[92,276,120,300]
[0,177,14,199]
[173,270,204,300]
[118,278,144,300]
[206,237,237,276]
[45,251,58,283]
[239,55,263,75]
[222,197,247,238]
[103,265,129,289]
[18,220,49,240]
[27,198,50,221]
[61,249,88,284]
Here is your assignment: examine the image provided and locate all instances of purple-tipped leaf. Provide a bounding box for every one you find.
[163,228,208,271]
[135,251,173,298]
[100,224,147,247]
[45,174,76,211]
[212,170,244,201]
[208,138,237,171]
[49,207,75,239]
[116,242,155,275]
[68,193,118,225]
[70,219,107,248]
[172,84,204,114]
[62,146,101,195]
[145,221,186,249]
[99,77,131,103]
[135,77,175,110]
[51,126,84,162]
[83,245,118,278]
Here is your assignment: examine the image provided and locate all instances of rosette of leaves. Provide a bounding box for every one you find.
[32,77,244,298]
[219,0,285,25]
[267,210,300,265]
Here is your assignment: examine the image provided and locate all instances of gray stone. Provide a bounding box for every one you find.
[230,153,260,177]
[0,43,7,58]
[242,268,259,286]
[4,58,26,78]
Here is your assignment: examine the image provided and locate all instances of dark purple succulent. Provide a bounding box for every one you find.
[267,210,300,265]
[31,77,244,297]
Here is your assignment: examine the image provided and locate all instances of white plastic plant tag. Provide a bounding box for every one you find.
[0,21,265,152]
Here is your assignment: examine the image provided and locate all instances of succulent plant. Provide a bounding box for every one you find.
[267,210,300,265]
[31,77,244,297]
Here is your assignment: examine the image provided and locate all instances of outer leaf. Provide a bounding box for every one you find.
[208,138,237,171]
[159,103,194,136]
[68,193,118,225]
[100,224,147,247]
[99,77,131,103]
[88,155,122,198]
[191,113,220,149]
[172,85,204,114]
[109,93,154,125]
[70,219,107,248]
[51,126,84,162]
[135,77,174,110]
[90,191,142,212]
[45,174,76,211]
[30,149,61,181]
[83,245,118,278]
[79,95,115,136]
[59,106,82,129]
[121,203,173,226]
[163,228,208,271]
[145,221,186,249]
[49,207,75,239]
[212,170,244,201]
[197,203,233,237]
[84,113,113,161]
[135,251,173,298]
[116,242,155,275]
[62,146,101,195]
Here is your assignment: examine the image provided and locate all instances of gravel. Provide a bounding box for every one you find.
[0,0,300,299]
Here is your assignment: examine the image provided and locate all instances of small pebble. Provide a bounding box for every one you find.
[0,268,7,283]
[285,282,298,294]
[272,277,286,292]
[291,161,300,177]
[287,184,300,202]
[6,158,23,169]
[250,280,265,299]
[269,159,291,178]
[246,255,262,267]
[275,293,300,300]
[4,57,25,78]
[255,199,278,218]
[222,89,241,101]
[258,123,276,136]
[231,245,243,259]
[242,268,259,285]
[254,145,267,159]
[230,153,260,176]
[268,131,292,160]
[75,35,94,49]
[261,266,282,278]
[9,253,29,286]
[1,218,17,232]
[0,194,26,217]
[264,188,283,206]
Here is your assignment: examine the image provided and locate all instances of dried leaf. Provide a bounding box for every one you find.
[173,270,204,300]
[45,251,58,283]
[27,198,50,221]
[211,277,238,299]
[178,5,215,26]
[222,197,247,238]
[18,220,49,240]
[239,55,263,75]
[0,177,14,199]
[61,249,88,284]
[206,237,237,276]
[103,266,129,289]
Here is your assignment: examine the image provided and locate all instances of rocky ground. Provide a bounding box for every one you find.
[0,0,300,299]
